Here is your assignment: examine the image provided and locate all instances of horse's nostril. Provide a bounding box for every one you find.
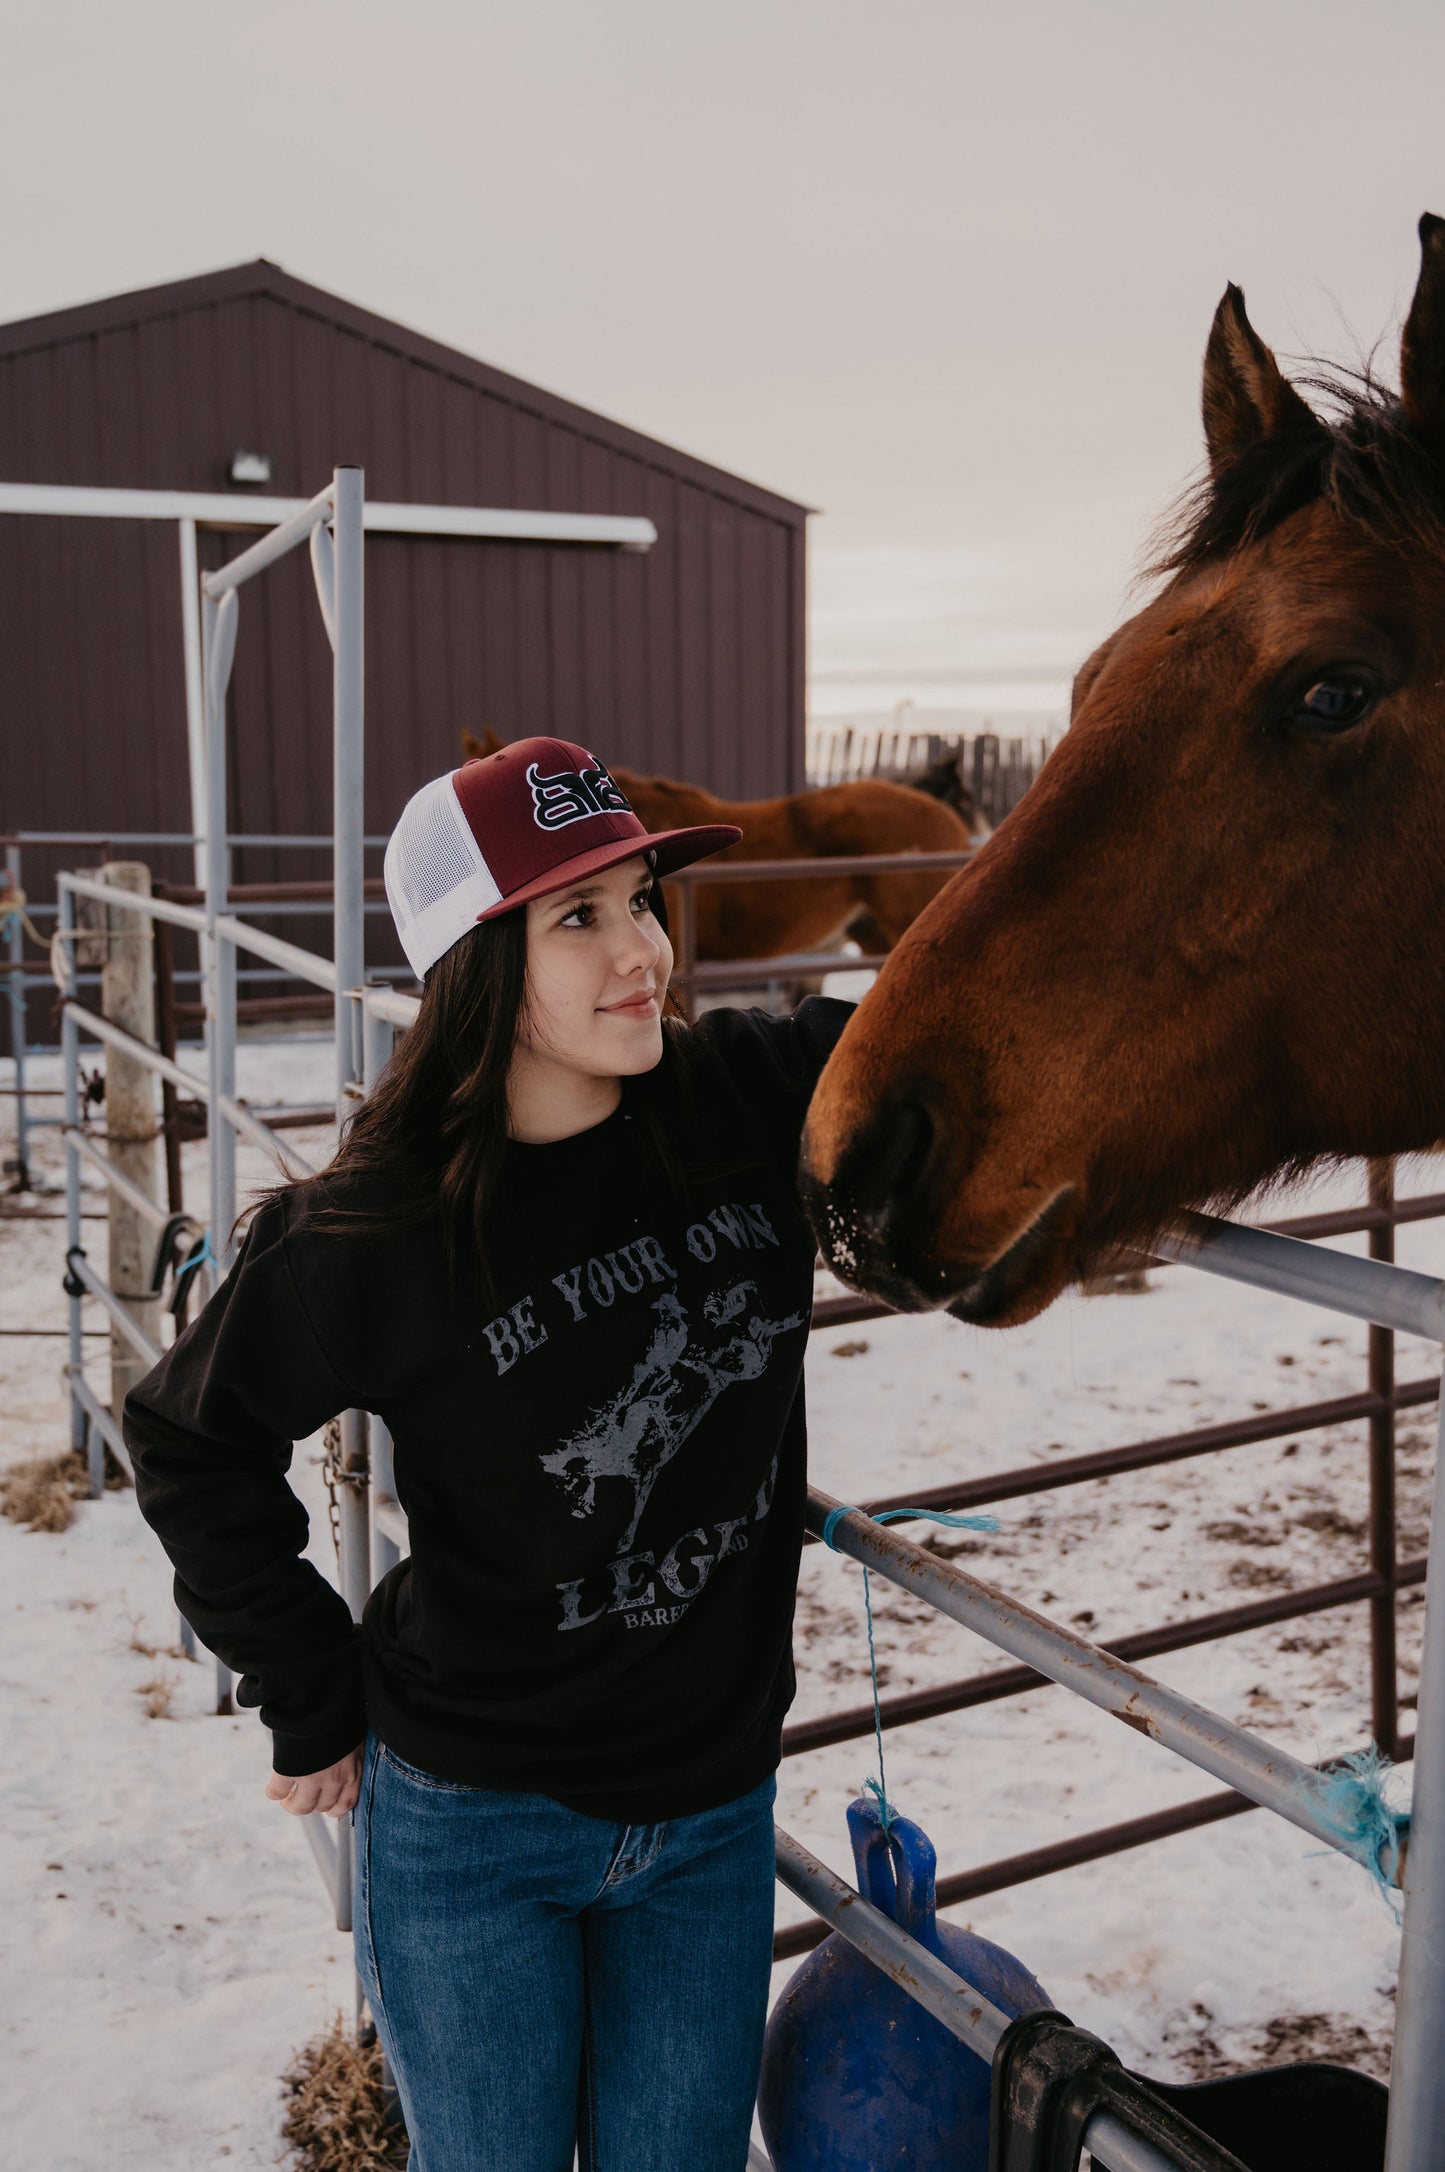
[868,1099,936,1211]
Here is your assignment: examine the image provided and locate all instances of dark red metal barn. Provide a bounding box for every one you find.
[0,261,808,1043]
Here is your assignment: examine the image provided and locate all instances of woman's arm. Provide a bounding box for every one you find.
[696,995,857,1134]
[123,1195,368,1781]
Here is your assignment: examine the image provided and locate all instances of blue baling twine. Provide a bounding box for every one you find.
[821,1505,1002,1831]
[1298,1744,1409,1916]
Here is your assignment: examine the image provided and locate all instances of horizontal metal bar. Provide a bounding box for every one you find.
[62,1000,206,1096]
[1157,1211,1445,1339]
[811,1194,1445,1344]
[1082,2114,1190,2172]
[772,1794,1257,1964]
[217,1095,319,1180]
[213,915,337,991]
[808,1488,1401,1877]
[784,1557,1427,1755]
[774,1826,1009,2059]
[936,1730,1418,1914]
[157,896,392,919]
[358,986,421,1028]
[680,950,888,988]
[201,486,337,596]
[0,482,655,550]
[65,1250,163,1367]
[855,1376,1442,1523]
[778,1737,1420,1969]
[372,1496,410,1551]
[363,501,656,549]
[670,848,973,885]
[773,1829,1175,2172]
[160,877,386,904]
[2,831,390,848]
[64,1364,134,1479]
[57,872,208,934]
[65,1125,170,1228]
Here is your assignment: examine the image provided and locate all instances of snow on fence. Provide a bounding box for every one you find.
[27,471,1445,2171]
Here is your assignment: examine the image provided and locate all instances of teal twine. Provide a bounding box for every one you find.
[1301,1744,1409,1916]
[820,1505,1002,1832]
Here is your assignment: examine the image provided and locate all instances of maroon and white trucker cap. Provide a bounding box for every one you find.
[384,736,741,979]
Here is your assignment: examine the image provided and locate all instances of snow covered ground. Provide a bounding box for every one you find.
[2,1023,1437,2166]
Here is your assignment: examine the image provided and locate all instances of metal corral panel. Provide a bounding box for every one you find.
[0,262,808,858]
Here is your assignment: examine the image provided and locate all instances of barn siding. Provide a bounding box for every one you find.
[0,264,808,1042]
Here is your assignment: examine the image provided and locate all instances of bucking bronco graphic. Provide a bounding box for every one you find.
[540,1283,806,1550]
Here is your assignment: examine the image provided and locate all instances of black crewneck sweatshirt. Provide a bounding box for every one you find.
[123,1000,852,1822]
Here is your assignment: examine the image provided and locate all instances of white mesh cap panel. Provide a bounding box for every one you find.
[384,774,503,979]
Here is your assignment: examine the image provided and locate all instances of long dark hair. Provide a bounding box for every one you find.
[265,882,691,1306]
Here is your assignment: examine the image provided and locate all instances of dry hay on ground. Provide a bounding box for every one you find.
[0,1444,128,1532]
[281,2015,409,2172]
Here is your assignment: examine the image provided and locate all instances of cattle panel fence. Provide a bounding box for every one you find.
[8,475,1443,2170]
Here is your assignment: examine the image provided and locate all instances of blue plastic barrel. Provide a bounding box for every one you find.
[758,1798,1051,2170]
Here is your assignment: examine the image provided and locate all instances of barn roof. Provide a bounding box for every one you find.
[0,258,811,525]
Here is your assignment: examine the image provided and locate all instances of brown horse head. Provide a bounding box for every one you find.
[802,215,1445,1327]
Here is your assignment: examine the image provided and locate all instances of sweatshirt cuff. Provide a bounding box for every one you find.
[271,1712,368,1779]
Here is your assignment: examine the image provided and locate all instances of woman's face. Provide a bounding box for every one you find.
[517,854,674,1083]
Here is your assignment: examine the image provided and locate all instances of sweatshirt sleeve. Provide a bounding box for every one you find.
[122,1194,367,1776]
[696,996,856,1139]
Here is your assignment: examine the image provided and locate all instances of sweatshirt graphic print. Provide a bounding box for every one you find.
[123,1000,853,1822]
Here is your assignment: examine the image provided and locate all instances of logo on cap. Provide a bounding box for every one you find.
[527,759,633,831]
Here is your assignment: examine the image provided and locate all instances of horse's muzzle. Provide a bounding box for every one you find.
[800,1092,952,1312]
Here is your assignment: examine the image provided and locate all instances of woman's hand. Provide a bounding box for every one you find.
[265,1746,363,1819]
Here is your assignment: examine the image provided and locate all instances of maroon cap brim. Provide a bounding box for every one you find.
[474,822,743,923]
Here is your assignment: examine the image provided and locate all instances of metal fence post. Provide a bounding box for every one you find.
[3,842,30,1189]
[1369,1157,1400,1758]
[1385,1372,1445,2171]
[202,585,240,1271]
[57,881,87,1459]
[151,911,184,1214]
[669,872,696,1021]
[331,467,364,1115]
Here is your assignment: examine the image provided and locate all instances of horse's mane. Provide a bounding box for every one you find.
[1149,361,1445,578]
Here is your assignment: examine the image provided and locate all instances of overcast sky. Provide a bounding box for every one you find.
[4,0,1443,699]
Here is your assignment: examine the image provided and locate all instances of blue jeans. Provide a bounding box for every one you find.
[353,1735,777,2172]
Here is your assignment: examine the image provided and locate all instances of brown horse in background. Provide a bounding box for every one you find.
[803,214,1445,1326]
[462,731,974,961]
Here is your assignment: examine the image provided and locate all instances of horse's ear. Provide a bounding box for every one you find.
[460,728,506,761]
[1201,283,1320,474]
[1400,214,1445,446]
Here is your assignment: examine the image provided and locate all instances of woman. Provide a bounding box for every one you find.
[124,735,854,2172]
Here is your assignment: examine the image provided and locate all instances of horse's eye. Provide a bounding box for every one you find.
[1285,673,1378,735]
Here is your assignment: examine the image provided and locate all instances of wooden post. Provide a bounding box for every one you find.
[101,863,164,1415]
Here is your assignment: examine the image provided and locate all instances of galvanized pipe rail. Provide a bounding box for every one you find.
[26,547,1445,2155]
[664,845,973,1011]
[64,1123,173,1228]
[776,1827,1180,2172]
[1157,1211,1445,1341]
[783,1551,1429,1760]
[808,1487,1403,1876]
[64,1246,164,1370]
